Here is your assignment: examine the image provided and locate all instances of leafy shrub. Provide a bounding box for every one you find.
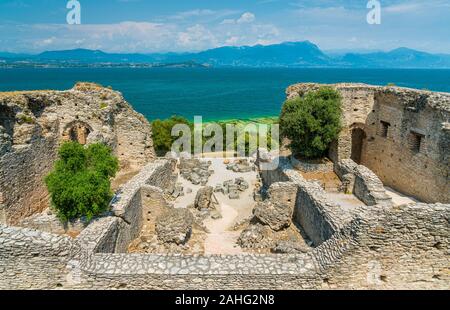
[280,87,342,159]
[45,142,119,221]
[218,121,278,156]
[152,116,279,157]
[152,115,193,156]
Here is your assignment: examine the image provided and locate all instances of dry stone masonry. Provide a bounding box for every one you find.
[155,208,194,245]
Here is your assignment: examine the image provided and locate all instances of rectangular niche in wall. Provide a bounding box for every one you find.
[379,121,391,138]
[408,131,425,153]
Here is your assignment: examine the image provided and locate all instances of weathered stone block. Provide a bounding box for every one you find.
[155,208,193,245]
[194,186,214,210]
[253,201,292,231]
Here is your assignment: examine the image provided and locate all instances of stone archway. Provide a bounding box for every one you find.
[62,121,92,145]
[350,123,367,164]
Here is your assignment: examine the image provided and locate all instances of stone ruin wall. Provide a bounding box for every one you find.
[322,203,449,289]
[287,83,450,203]
[334,159,393,207]
[260,157,352,245]
[0,83,156,225]
[109,159,174,253]
[259,157,449,289]
[1,157,448,289]
[0,224,79,289]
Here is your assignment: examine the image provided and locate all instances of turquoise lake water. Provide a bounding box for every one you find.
[1,68,449,121]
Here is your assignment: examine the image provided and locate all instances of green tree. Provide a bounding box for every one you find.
[45,142,119,222]
[152,116,278,157]
[152,115,193,156]
[280,87,342,159]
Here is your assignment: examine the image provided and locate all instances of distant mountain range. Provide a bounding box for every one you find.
[2,41,450,68]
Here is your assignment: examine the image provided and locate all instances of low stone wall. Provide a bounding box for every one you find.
[319,203,450,289]
[260,156,351,245]
[0,224,78,289]
[71,253,322,290]
[68,201,449,290]
[75,217,122,254]
[335,159,392,206]
[1,155,449,290]
[111,160,174,252]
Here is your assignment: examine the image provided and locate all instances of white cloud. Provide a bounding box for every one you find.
[1,2,450,54]
[384,3,422,13]
[221,12,256,25]
[170,9,218,20]
[167,9,239,23]
[220,19,236,25]
[225,36,240,45]
[177,24,218,50]
[237,12,256,24]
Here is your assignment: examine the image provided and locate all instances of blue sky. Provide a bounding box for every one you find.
[0,0,449,53]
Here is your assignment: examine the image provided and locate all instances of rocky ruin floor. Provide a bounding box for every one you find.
[128,156,312,255]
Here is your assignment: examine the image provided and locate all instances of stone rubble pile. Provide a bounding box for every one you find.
[237,187,311,253]
[237,198,294,250]
[256,148,272,162]
[179,158,213,186]
[253,201,292,232]
[226,158,255,173]
[237,223,269,248]
[252,174,264,202]
[214,177,250,200]
[190,186,222,221]
[155,207,194,245]
[166,181,186,199]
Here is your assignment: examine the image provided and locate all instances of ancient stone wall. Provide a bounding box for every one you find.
[0,134,58,224]
[0,224,78,289]
[110,160,174,252]
[286,83,450,203]
[0,159,174,289]
[335,159,392,206]
[260,157,352,245]
[58,201,450,290]
[0,83,156,224]
[0,155,448,289]
[317,203,449,289]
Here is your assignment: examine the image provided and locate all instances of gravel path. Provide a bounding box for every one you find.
[173,157,258,254]
[203,202,243,255]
